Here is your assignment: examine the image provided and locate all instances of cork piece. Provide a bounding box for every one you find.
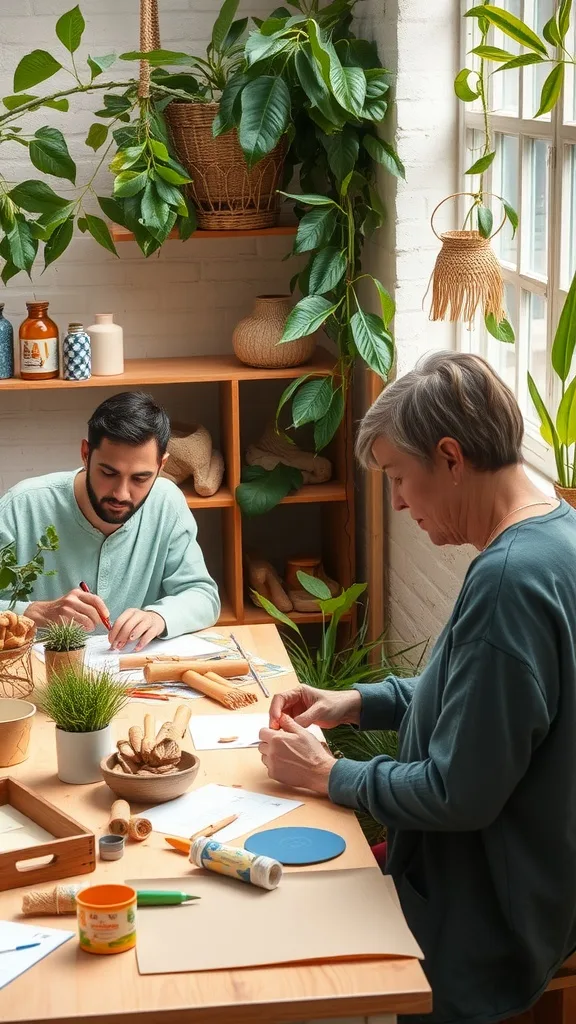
[109,799,131,836]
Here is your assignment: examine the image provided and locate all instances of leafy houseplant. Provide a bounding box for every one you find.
[37,665,129,784]
[255,571,427,844]
[39,619,88,684]
[0,526,59,611]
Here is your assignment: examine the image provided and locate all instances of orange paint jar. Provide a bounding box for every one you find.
[19,301,59,381]
[76,884,136,955]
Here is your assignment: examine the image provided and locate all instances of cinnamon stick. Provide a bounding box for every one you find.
[181,670,240,709]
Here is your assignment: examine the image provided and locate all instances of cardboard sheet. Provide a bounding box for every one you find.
[189,713,324,750]
[0,805,54,853]
[130,869,423,974]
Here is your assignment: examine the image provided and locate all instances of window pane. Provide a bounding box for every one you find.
[493,134,519,266]
[566,146,576,285]
[464,128,484,189]
[565,12,576,122]
[526,0,555,120]
[527,292,547,417]
[491,0,520,115]
[487,284,517,391]
[525,139,549,278]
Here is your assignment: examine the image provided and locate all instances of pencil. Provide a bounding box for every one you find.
[230,632,270,698]
[165,814,240,854]
[79,581,112,631]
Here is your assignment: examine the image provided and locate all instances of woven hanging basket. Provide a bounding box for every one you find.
[139,0,287,231]
[428,192,506,323]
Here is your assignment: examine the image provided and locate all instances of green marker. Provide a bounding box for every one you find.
[136,891,200,906]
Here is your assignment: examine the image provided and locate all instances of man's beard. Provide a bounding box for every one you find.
[85,460,154,526]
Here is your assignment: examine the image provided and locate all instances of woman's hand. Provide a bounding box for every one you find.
[259,715,336,793]
[269,683,362,730]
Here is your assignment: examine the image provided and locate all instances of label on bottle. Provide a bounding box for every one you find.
[20,336,58,374]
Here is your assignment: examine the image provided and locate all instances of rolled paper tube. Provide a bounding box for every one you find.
[128,816,152,841]
[181,670,240,709]
[109,800,131,836]
[205,672,258,705]
[119,654,226,670]
[143,659,249,683]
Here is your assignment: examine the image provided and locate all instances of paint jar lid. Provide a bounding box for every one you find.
[99,834,125,861]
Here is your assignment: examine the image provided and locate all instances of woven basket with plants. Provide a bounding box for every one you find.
[39,620,88,685]
[0,527,59,699]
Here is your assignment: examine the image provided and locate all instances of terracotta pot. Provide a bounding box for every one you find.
[45,646,86,684]
[554,483,576,510]
[233,295,316,369]
[0,698,36,767]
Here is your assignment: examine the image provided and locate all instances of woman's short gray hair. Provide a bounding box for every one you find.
[356,351,524,471]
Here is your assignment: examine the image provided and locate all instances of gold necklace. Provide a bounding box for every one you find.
[483,501,555,551]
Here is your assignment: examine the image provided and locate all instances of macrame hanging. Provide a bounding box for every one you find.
[428,192,506,324]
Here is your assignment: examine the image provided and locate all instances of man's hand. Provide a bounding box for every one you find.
[108,609,165,651]
[269,683,362,731]
[259,714,337,794]
[26,588,110,631]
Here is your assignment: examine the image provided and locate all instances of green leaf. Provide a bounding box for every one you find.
[296,570,331,600]
[318,580,365,619]
[87,53,116,80]
[212,0,240,52]
[308,247,347,294]
[485,313,515,343]
[314,388,345,449]
[292,377,334,426]
[295,44,331,107]
[14,50,62,92]
[322,128,359,184]
[281,295,337,342]
[363,135,405,179]
[542,14,562,46]
[493,53,545,72]
[224,17,249,48]
[466,5,549,55]
[109,145,146,173]
[535,63,564,118]
[213,73,248,136]
[281,191,335,206]
[140,181,170,236]
[372,278,395,327]
[362,68,389,120]
[351,309,394,379]
[471,45,514,60]
[155,164,191,185]
[85,123,109,152]
[113,171,148,197]
[465,150,496,175]
[503,200,518,238]
[7,218,38,274]
[239,75,290,167]
[77,217,87,232]
[8,180,70,215]
[559,0,572,38]
[527,375,560,475]
[153,175,185,208]
[454,68,481,102]
[329,64,366,116]
[0,196,16,233]
[3,93,68,112]
[150,139,170,161]
[245,30,291,65]
[1,260,20,285]
[293,207,337,254]
[44,216,74,268]
[29,127,76,183]
[35,203,75,239]
[308,20,332,86]
[236,463,303,516]
[119,49,193,66]
[552,271,576,381]
[97,195,125,227]
[95,93,132,118]
[56,6,85,53]
[556,376,576,446]
[178,203,197,241]
[477,205,493,238]
[276,374,313,424]
[249,590,301,633]
[84,215,118,256]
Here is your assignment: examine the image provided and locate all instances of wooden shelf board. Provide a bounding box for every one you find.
[180,483,234,509]
[0,350,335,391]
[111,224,297,242]
[243,603,352,625]
[217,595,238,626]
[280,482,346,505]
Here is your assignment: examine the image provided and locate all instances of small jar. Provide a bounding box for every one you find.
[87,313,124,376]
[0,303,14,379]
[63,322,91,382]
[19,301,59,381]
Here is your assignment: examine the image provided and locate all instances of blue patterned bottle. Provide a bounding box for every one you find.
[63,322,91,381]
[0,303,14,379]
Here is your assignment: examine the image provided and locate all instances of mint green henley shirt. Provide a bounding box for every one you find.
[0,470,220,637]
[330,502,576,1024]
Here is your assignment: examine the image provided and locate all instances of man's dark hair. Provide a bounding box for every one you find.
[87,391,171,457]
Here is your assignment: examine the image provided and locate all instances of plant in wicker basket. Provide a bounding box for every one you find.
[0,526,59,699]
[39,620,88,684]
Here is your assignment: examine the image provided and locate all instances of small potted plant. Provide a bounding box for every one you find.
[36,666,130,785]
[39,620,88,684]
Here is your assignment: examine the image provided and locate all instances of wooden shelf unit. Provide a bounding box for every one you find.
[1,351,355,629]
[110,224,298,243]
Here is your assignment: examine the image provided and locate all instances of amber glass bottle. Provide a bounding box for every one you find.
[19,301,59,381]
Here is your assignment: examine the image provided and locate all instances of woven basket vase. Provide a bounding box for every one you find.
[233,295,316,369]
[430,230,504,323]
[554,483,576,510]
[0,643,34,700]
[165,103,287,231]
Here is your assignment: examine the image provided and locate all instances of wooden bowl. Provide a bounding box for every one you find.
[99,750,200,804]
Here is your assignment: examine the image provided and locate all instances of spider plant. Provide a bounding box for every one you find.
[36,665,129,733]
[39,620,87,652]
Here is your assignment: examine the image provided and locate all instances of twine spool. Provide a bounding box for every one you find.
[554,483,576,510]
[22,883,88,915]
[429,193,506,324]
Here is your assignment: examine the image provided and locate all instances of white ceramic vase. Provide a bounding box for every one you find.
[87,314,124,376]
[55,724,113,784]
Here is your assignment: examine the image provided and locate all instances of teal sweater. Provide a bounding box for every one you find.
[330,503,576,1024]
[0,471,220,637]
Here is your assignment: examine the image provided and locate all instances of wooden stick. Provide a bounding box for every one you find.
[189,814,239,843]
[181,670,239,709]
[109,800,130,836]
[143,659,249,683]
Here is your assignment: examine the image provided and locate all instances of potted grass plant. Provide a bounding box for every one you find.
[39,620,88,684]
[36,666,129,784]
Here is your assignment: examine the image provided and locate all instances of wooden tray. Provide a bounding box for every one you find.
[0,777,95,891]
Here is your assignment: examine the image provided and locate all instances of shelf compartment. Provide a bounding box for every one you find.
[279,482,347,505]
[180,483,235,509]
[111,224,297,242]
[242,603,352,625]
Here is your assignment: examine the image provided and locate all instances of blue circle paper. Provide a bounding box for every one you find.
[245,827,346,865]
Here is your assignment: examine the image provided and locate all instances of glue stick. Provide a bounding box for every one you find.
[190,837,282,890]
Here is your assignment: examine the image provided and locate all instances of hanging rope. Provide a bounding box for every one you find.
[139,0,161,99]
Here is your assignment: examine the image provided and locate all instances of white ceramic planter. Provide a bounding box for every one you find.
[55,724,114,784]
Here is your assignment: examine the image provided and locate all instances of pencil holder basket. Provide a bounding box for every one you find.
[429,192,506,323]
[0,642,35,699]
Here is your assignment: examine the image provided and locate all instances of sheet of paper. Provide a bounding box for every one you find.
[141,783,303,843]
[0,805,54,853]
[189,714,323,750]
[131,869,423,974]
[0,921,73,990]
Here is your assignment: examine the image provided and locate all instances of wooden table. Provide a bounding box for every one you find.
[0,624,431,1024]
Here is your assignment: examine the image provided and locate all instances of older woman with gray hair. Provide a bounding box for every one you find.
[259,351,576,1024]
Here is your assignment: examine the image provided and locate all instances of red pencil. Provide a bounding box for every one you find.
[79,581,112,631]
